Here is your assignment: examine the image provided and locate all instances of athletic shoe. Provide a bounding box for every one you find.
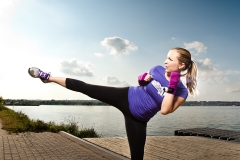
[28,67,51,83]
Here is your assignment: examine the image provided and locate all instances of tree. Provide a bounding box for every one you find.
[0,96,4,105]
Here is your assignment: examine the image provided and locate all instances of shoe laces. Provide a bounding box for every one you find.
[38,70,50,80]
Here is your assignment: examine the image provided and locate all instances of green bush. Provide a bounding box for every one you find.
[0,97,101,138]
[0,97,7,111]
[0,96,4,105]
[78,127,101,138]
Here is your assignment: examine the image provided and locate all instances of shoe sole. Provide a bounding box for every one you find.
[28,68,39,78]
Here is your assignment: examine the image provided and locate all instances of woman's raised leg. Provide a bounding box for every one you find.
[28,67,131,115]
[48,77,66,88]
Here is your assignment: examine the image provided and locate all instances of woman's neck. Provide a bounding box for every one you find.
[165,72,170,81]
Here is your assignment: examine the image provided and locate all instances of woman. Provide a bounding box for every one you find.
[28,47,198,160]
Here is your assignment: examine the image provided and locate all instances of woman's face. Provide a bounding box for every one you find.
[164,49,184,73]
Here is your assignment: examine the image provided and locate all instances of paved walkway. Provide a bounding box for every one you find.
[1,119,240,160]
[85,136,240,160]
[0,119,127,160]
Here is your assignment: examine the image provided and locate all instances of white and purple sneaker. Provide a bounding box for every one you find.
[28,67,51,83]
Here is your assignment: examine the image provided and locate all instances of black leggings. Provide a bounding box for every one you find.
[66,78,147,160]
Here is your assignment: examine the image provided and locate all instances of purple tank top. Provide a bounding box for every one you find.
[128,65,188,122]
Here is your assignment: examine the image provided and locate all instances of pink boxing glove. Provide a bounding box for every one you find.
[138,72,149,86]
[167,72,181,94]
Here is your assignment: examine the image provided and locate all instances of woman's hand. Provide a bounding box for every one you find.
[138,73,152,86]
[167,72,180,94]
[144,73,153,82]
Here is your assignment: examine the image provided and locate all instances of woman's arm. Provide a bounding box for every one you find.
[160,71,185,115]
[160,94,185,115]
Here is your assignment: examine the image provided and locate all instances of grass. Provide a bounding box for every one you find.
[0,102,101,138]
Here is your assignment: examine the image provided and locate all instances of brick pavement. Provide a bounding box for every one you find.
[85,136,240,160]
[0,119,128,160]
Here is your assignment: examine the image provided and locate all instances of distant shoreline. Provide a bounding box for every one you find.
[3,99,240,106]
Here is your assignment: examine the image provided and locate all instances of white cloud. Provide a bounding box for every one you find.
[200,76,229,83]
[100,36,138,55]
[94,52,104,57]
[171,37,175,40]
[194,58,239,84]
[214,76,229,82]
[195,58,217,72]
[184,41,207,55]
[60,59,94,77]
[225,70,240,75]
[196,58,240,77]
[226,88,240,93]
[98,76,129,87]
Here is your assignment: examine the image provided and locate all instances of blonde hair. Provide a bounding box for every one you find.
[172,47,199,97]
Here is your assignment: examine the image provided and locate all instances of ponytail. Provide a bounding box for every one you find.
[186,61,199,97]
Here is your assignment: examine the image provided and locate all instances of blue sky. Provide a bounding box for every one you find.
[0,0,240,101]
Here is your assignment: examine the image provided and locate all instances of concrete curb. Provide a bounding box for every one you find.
[59,131,130,160]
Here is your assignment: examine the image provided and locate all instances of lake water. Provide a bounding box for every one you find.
[6,105,240,137]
